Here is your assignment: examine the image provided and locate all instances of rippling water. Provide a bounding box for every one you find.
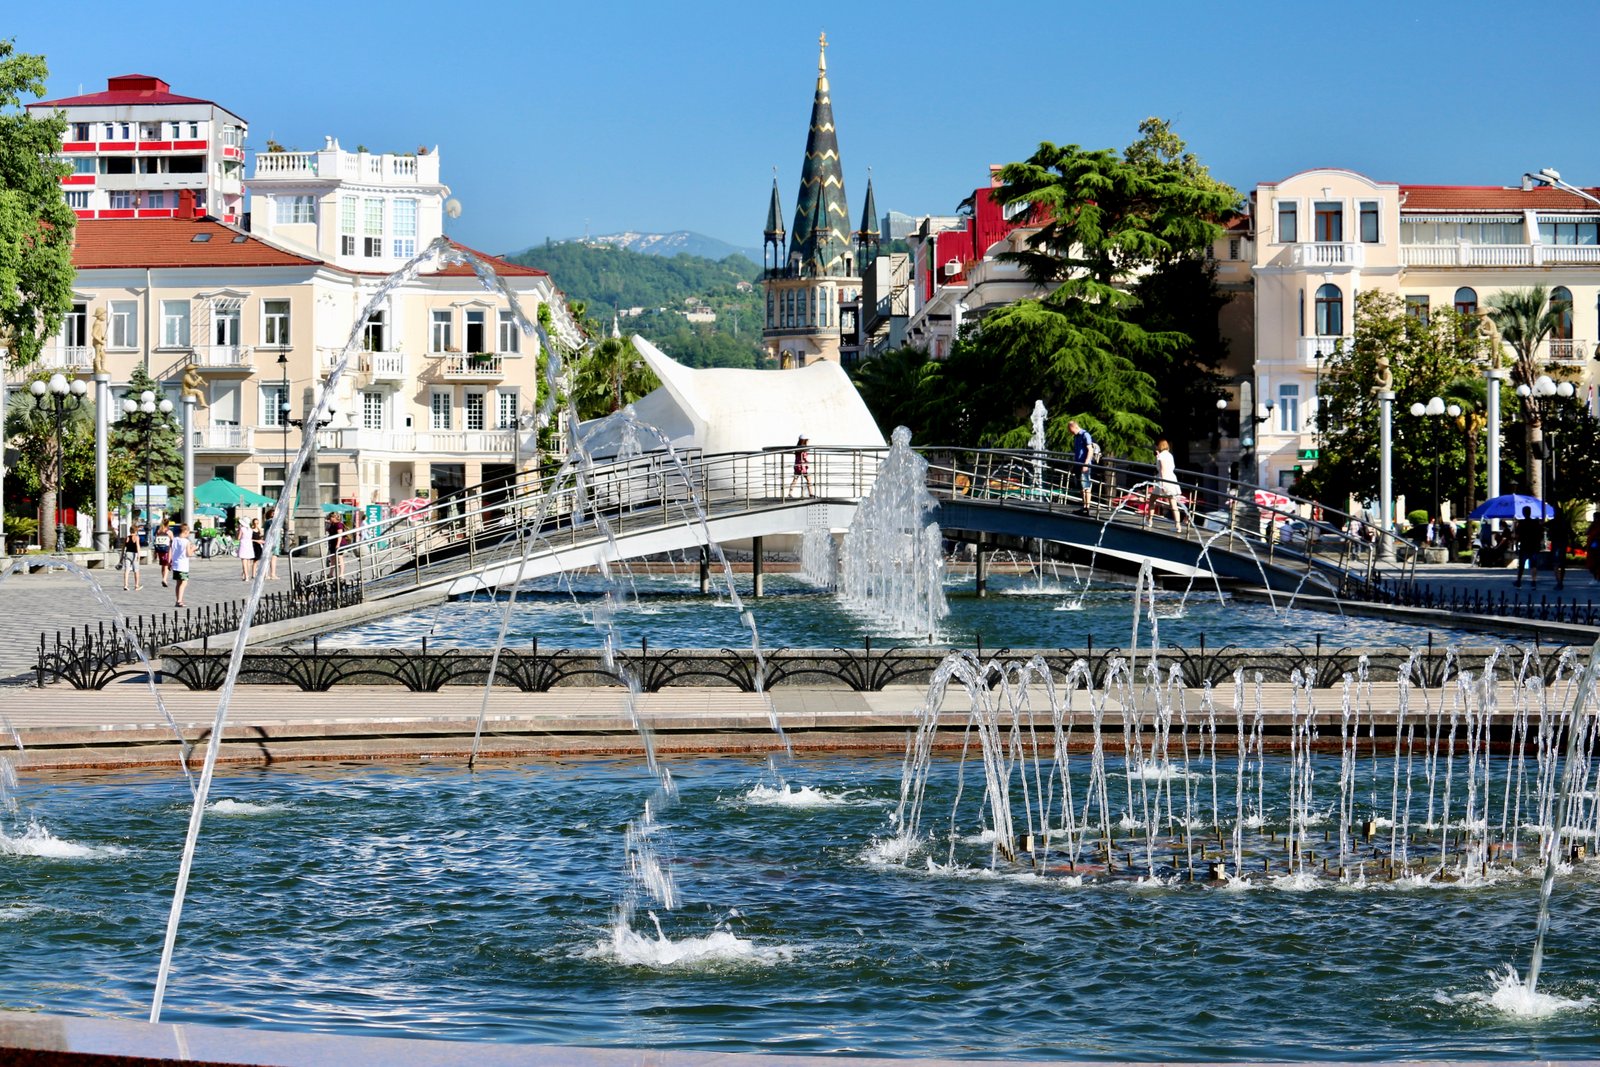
[2,755,1597,1059]
[323,573,1481,650]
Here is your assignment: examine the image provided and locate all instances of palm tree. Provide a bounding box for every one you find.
[1486,286,1563,498]
[850,346,936,438]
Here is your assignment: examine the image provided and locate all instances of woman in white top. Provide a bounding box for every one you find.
[237,516,257,580]
[1147,438,1185,532]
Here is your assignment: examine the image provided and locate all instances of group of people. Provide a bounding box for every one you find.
[235,516,279,582]
[115,512,193,606]
[1067,421,1185,530]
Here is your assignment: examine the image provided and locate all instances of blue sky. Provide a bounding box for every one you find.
[10,0,1598,256]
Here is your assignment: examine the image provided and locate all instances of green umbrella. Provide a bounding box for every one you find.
[321,502,357,514]
[192,477,276,508]
[193,504,228,517]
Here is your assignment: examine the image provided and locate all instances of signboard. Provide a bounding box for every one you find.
[1297,449,1320,460]
[364,503,388,550]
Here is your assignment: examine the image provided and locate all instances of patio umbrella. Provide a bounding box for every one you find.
[1468,494,1553,520]
[1253,489,1295,522]
[321,502,357,514]
[193,504,228,518]
[390,497,431,518]
[192,476,276,508]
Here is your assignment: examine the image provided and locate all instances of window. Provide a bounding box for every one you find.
[1550,286,1573,340]
[465,309,486,353]
[72,158,95,175]
[363,309,388,352]
[497,310,519,354]
[65,191,89,209]
[100,156,133,175]
[1401,220,1523,245]
[70,122,89,141]
[261,383,289,427]
[1277,201,1297,243]
[160,300,190,347]
[497,389,519,430]
[64,303,87,347]
[339,196,357,256]
[1453,287,1478,316]
[169,122,182,140]
[1538,220,1600,246]
[1359,201,1380,243]
[109,190,134,210]
[363,198,383,257]
[1404,295,1429,324]
[1313,201,1343,242]
[188,122,199,139]
[262,299,291,347]
[1277,384,1300,433]
[767,292,775,328]
[465,391,485,431]
[213,305,241,346]
[361,391,385,430]
[1314,284,1343,336]
[1227,237,1241,260]
[109,301,138,348]
[430,391,452,430]
[140,122,160,140]
[274,195,316,225]
[146,192,167,209]
[392,198,417,258]
[261,465,286,504]
[430,309,453,352]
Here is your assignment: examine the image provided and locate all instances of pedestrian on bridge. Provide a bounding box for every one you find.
[788,435,814,498]
[1146,438,1186,533]
[1069,421,1095,512]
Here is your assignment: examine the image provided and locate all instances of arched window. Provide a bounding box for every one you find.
[1453,287,1477,316]
[1551,286,1573,340]
[766,291,775,328]
[1314,283,1343,336]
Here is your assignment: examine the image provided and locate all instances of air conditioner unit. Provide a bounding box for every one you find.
[942,260,961,277]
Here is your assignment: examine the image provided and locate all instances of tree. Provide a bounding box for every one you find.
[108,364,181,516]
[946,121,1239,455]
[1300,292,1481,514]
[0,42,76,368]
[1486,286,1565,499]
[568,333,659,421]
[1127,257,1231,466]
[4,371,96,550]
[850,346,938,437]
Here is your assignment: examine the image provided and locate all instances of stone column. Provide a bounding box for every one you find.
[975,539,989,599]
[1486,367,1505,504]
[1378,389,1395,563]
[180,395,197,527]
[93,372,110,550]
[293,386,325,557]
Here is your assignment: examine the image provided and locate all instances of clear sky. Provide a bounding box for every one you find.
[9,0,1598,256]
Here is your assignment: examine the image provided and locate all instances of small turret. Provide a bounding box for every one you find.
[763,171,786,275]
[856,174,880,269]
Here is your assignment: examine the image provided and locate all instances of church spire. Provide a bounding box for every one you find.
[763,169,786,274]
[856,171,880,268]
[788,31,850,278]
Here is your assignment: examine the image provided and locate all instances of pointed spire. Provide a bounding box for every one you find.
[764,171,785,240]
[856,173,880,270]
[788,31,851,278]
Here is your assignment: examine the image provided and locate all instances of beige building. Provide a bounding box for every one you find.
[1248,168,1600,489]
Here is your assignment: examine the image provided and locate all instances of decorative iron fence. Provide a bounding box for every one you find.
[1354,579,1600,628]
[35,576,363,689]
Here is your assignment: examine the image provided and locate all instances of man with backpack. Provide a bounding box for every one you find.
[1069,420,1097,512]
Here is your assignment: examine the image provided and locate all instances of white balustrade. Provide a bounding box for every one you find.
[433,354,504,378]
[1297,337,1346,367]
[1545,338,1589,364]
[359,351,405,380]
[1537,245,1600,265]
[253,152,318,177]
[1290,242,1363,268]
[39,345,93,370]
[193,425,253,450]
[314,427,512,455]
[195,344,252,368]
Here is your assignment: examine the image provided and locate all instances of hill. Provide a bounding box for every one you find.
[552,231,764,264]
[508,240,768,369]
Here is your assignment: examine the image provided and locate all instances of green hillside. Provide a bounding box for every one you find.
[508,241,769,368]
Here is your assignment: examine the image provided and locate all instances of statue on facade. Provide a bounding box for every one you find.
[180,363,206,405]
[1477,312,1504,369]
[91,307,107,376]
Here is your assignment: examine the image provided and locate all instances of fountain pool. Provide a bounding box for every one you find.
[319,572,1485,650]
[3,752,1599,1060]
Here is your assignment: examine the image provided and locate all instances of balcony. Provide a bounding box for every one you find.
[360,350,405,382]
[1398,243,1600,268]
[192,344,254,372]
[1545,338,1590,366]
[316,427,514,456]
[1296,337,1347,368]
[38,345,93,371]
[192,425,254,452]
[254,151,319,177]
[430,353,506,380]
[1290,243,1364,269]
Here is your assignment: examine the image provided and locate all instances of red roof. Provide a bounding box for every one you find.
[71,218,322,270]
[424,240,548,278]
[30,73,231,113]
[1399,185,1600,212]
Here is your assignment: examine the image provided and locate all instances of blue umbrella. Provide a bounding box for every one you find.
[1468,494,1553,520]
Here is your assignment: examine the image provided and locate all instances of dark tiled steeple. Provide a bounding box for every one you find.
[787,33,851,278]
[763,172,786,273]
[856,174,880,267]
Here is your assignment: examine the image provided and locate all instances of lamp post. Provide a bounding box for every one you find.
[285,387,335,559]
[277,349,291,511]
[120,390,175,534]
[31,373,87,552]
[1407,396,1462,518]
[1515,374,1574,507]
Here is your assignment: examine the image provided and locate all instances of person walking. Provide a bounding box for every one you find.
[119,515,142,592]
[169,522,193,607]
[237,515,257,581]
[1586,516,1600,584]
[1514,505,1545,588]
[251,518,267,579]
[263,509,280,580]
[787,435,813,498]
[1069,420,1095,512]
[1146,438,1185,532]
[151,518,174,587]
[325,512,348,579]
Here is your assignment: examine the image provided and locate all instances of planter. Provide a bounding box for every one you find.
[1421,547,1450,564]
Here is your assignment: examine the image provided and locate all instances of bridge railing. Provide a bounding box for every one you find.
[285,442,1410,597]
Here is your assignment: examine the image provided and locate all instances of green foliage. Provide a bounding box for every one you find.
[0,41,77,368]
[108,365,181,507]
[1127,258,1231,466]
[508,242,764,368]
[568,335,661,420]
[4,370,97,550]
[850,347,938,437]
[1299,292,1483,512]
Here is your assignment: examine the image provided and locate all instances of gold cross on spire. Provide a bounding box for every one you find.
[819,31,827,51]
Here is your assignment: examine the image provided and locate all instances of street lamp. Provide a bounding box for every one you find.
[1515,374,1574,504]
[120,389,176,534]
[1408,395,1461,518]
[32,372,87,552]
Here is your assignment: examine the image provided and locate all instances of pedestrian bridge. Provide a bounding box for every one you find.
[298,447,1410,603]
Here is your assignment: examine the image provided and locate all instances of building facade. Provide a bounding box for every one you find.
[30,74,248,224]
[1249,168,1600,491]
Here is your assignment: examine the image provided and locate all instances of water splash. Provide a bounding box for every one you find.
[837,426,948,637]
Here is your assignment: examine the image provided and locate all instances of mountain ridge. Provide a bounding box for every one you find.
[535,230,763,265]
